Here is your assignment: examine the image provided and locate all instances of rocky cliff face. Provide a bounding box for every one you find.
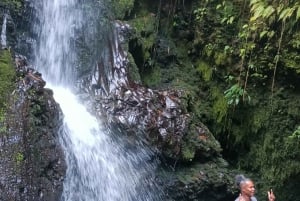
[1,2,66,200]
[0,54,66,200]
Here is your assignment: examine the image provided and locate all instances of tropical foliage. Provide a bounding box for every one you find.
[121,0,300,200]
[0,0,23,11]
[191,1,300,199]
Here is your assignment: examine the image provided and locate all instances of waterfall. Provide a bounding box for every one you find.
[1,13,8,49]
[32,0,162,201]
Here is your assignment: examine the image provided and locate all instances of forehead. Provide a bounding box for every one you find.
[243,180,255,187]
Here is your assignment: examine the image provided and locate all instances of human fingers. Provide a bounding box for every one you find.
[268,189,275,201]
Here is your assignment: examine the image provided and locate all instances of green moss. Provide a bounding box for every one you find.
[111,0,135,19]
[142,65,161,87]
[130,14,156,38]
[214,51,228,66]
[0,50,15,109]
[196,61,212,82]
[251,107,270,133]
[249,133,300,185]
[0,50,16,137]
[211,87,228,123]
[130,14,157,62]
[129,14,157,83]
[0,0,23,12]
[15,152,24,165]
[180,122,199,162]
[181,141,196,162]
[127,52,141,82]
[0,108,7,134]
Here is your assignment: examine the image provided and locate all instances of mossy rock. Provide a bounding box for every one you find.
[158,161,236,201]
[141,65,161,87]
[127,52,141,82]
[0,49,15,109]
[180,121,222,164]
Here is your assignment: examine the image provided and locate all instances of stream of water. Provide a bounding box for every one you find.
[32,0,162,200]
[1,13,7,48]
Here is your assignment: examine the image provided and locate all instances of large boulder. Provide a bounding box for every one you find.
[77,21,221,162]
[78,21,237,201]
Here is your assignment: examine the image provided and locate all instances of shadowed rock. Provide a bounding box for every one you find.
[77,21,236,201]
[0,55,66,201]
[81,21,222,163]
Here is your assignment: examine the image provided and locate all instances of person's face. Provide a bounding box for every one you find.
[241,180,256,197]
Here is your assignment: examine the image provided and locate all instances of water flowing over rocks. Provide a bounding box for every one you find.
[0,55,66,201]
[79,21,236,201]
[1,2,237,200]
[82,21,220,162]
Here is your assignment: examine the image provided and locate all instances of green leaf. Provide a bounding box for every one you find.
[235,98,239,105]
[239,49,246,58]
[297,6,300,20]
[251,5,265,22]
[228,16,234,24]
[260,30,268,38]
[279,8,293,21]
[221,17,227,23]
[267,30,275,38]
[263,6,275,18]
[242,24,249,29]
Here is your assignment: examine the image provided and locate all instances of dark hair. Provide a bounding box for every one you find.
[235,174,252,189]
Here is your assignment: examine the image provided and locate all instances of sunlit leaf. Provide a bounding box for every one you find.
[228,16,234,24]
[260,30,268,38]
[263,6,275,19]
[242,24,249,29]
[297,6,300,20]
[279,8,293,21]
[251,5,265,22]
[267,30,275,38]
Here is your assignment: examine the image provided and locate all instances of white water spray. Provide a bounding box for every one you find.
[1,14,8,48]
[33,0,162,201]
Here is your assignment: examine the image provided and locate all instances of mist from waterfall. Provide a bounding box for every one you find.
[1,13,8,48]
[32,0,162,201]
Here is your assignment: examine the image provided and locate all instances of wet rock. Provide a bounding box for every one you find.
[79,21,222,163]
[159,160,236,201]
[78,20,236,201]
[96,83,221,163]
[0,55,66,201]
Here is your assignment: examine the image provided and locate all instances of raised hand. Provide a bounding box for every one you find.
[268,189,275,201]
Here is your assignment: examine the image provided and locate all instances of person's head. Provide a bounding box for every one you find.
[235,174,256,197]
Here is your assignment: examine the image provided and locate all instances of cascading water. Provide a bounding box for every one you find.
[1,13,8,49]
[32,0,162,201]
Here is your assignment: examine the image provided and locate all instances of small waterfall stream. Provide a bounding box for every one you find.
[1,13,8,48]
[32,0,162,201]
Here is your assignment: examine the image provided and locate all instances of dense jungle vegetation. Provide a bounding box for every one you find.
[1,0,299,200]
[111,0,300,200]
